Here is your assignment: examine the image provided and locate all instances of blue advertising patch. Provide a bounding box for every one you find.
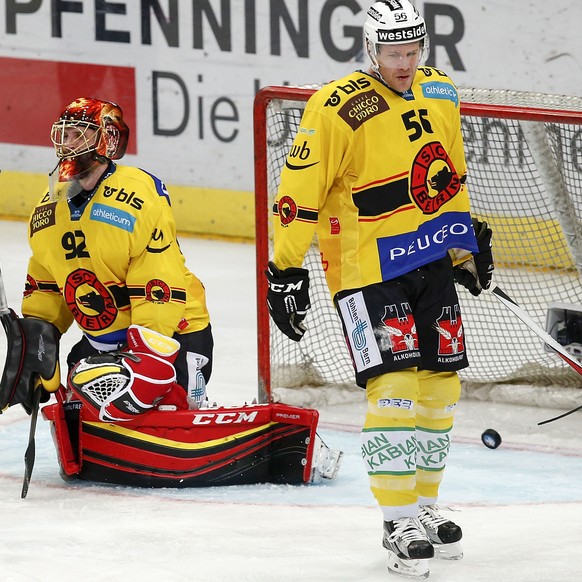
[421,82,459,107]
[90,203,136,232]
[377,211,478,281]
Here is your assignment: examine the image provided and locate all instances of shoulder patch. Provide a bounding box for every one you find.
[323,77,372,108]
[338,89,389,130]
[421,81,459,107]
[90,203,136,232]
[30,202,57,237]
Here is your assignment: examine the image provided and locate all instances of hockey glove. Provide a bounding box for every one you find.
[266,261,310,342]
[454,218,494,296]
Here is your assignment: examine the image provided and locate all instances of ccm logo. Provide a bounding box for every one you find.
[268,281,304,293]
[192,411,259,425]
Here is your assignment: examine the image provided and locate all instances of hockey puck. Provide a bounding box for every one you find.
[481,428,502,449]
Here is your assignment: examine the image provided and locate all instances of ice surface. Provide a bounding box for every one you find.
[1,219,582,582]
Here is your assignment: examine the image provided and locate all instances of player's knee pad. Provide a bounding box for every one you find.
[416,370,460,429]
[365,368,419,423]
[69,350,178,422]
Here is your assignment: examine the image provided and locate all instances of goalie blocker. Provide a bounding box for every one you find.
[42,395,342,487]
[0,310,61,414]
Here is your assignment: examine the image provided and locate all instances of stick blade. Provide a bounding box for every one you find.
[21,387,42,499]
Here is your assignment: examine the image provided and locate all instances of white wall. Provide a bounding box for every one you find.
[0,0,580,192]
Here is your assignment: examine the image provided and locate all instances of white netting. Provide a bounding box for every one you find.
[70,358,129,405]
[257,86,582,407]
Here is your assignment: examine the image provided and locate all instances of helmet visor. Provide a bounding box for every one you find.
[50,120,101,159]
[376,42,424,69]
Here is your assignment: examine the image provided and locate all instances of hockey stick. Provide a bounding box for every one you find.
[488,285,582,425]
[0,263,10,320]
[0,264,14,407]
[21,384,42,499]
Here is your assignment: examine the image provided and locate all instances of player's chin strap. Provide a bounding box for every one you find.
[486,283,582,425]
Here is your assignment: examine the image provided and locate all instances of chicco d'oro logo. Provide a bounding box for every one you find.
[339,90,389,131]
[64,269,117,330]
[410,141,461,214]
[30,202,57,237]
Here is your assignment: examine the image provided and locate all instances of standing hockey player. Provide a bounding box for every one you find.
[265,1,493,578]
[21,97,214,421]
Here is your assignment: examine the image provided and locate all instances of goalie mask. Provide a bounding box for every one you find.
[364,0,430,76]
[50,97,129,184]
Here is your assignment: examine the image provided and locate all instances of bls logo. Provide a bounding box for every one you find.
[103,186,144,210]
[324,77,372,107]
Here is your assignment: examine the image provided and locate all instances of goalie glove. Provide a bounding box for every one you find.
[266,261,310,342]
[69,325,186,422]
[454,218,494,296]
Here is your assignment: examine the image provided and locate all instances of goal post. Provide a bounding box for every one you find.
[254,85,582,406]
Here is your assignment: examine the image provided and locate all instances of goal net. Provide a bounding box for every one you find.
[254,85,582,408]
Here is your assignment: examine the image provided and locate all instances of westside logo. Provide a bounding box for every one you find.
[376,23,425,42]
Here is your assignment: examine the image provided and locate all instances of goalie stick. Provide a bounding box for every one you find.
[0,265,43,498]
[488,285,582,425]
[0,263,14,401]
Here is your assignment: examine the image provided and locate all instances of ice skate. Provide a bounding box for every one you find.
[418,505,463,560]
[382,517,434,579]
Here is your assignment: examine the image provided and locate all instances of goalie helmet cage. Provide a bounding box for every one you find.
[254,85,582,405]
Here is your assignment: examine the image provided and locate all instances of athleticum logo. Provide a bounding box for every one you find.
[421,82,459,107]
[90,203,136,232]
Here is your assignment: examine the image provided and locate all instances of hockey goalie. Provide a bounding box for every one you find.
[0,95,341,492]
[0,310,342,490]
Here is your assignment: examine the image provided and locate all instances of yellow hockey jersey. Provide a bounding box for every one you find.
[273,67,479,297]
[22,163,210,346]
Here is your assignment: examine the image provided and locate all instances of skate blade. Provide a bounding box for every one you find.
[386,550,430,579]
[432,541,463,561]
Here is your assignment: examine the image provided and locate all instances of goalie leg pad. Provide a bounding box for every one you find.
[69,351,182,422]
